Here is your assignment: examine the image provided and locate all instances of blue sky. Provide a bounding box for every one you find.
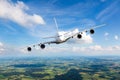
[0,0,120,57]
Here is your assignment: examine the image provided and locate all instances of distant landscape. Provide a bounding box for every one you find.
[0,56,120,80]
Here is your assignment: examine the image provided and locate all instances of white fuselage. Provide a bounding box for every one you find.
[55,29,79,43]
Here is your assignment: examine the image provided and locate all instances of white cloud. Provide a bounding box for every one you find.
[89,45,103,51]
[19,47,29,54]
[104,32,109,40]
[71,45,120,56]
[115,35,119,40]
[72,45,103,53]
[0,42,3,46]
[0,0,45,27]
[104,32,109,36]
[43,45,120,56]
[113,46,120,50]
[0,42,4,53]
[80,32,93,44]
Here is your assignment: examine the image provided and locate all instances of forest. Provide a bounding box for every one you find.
[0,56,120,80]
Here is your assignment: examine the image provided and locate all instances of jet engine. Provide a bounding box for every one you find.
[77,34,82,39]
[40,44,45,49]
[27,47,32,51]
[90,29,95,34]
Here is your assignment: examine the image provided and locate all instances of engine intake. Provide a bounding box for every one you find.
[77,34,82,39]
[90,29,95,34]
[40,44,45,49]
[27,47,32,51]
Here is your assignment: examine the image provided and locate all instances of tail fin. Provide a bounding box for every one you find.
[42,18,59,39]
[54,17,59,33]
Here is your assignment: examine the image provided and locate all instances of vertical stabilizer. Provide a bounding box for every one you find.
[54,18,59,33]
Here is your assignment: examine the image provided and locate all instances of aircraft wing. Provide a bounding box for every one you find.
[76,24,106,35]
[40,24,106,46]
[27,40,59,51]
[83,24,106,32]
[32,41,58,47]
[62,24,106,41]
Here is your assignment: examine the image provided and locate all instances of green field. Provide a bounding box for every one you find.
[0,56,120,80]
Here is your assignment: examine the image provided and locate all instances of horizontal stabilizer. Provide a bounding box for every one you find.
[42,36,57,39]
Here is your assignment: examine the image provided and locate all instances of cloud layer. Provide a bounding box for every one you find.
[28,45,120,56]
[0,0,45,27]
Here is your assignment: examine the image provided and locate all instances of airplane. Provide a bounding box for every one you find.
[27,18,106,51]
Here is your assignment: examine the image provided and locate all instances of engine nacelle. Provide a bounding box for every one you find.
[27,47,32,51]
[40,44,45,49]
[77,34,82,39]
[90,29,95,34]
